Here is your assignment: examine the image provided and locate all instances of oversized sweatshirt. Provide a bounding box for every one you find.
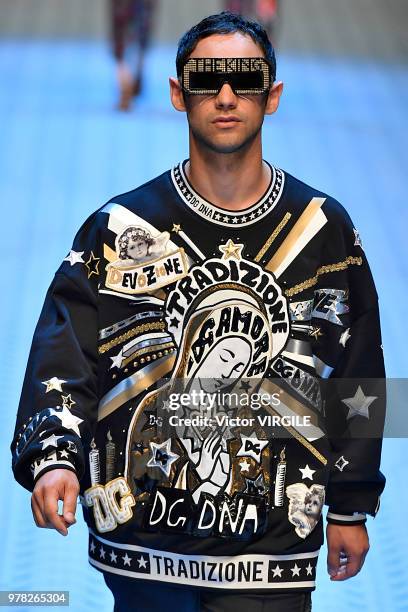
[11,161,386,593]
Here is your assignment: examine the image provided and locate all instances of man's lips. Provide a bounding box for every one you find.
[212,116,242,125]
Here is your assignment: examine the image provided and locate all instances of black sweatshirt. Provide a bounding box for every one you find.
[11,161,386,593]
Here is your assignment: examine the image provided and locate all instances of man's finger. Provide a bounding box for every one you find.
[31,494,47,528]
[62,482,78,525]
[43,487,68,536]
[330,554,362,581]
[327,543,342,577]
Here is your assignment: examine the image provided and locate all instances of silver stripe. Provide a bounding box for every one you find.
[286,338,313,357]
[99,288,164,305]
[327,512,366,522]
[313,355,334,379]
[98,355,172,421]
[122,335,173,358]
[178,229,206,261]
[290,323,313,334]
[281,351,315,368]
[99,311,163,340]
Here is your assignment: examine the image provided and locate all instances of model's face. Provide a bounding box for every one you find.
[173,33,281,155]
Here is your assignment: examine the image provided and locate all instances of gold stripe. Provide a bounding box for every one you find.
[254,212,292,262]
[121,343,175,367]
[265,198,326,273]
[285,256,363,298]
[104,243,117,263]
[98,321,166,354]
[97,354,176,421]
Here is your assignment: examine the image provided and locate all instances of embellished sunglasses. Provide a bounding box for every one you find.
[180,57,273,96]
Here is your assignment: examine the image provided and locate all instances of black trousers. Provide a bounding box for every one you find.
[104,573,312,612]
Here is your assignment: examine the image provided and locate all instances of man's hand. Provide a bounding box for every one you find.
[31,469,80,536]
[326,523,370,581]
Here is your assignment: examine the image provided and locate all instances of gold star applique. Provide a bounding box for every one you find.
[219,239,244,260]
[172,224,182,234]
[62,394,76,409]
[85,251,100,278]
[309,326,323,339]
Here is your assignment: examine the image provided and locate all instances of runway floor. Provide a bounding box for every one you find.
[0,39,407,611]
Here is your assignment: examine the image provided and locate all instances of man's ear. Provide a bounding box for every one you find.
[265,80,284,115]
[169,76,187,112]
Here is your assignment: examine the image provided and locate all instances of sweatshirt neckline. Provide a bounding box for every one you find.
[170,159,285,228]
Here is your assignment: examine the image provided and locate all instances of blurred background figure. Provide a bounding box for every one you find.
[109,0,158,110]
[225,0,279,43]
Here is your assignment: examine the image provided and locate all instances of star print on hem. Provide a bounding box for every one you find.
[11,161,386,593]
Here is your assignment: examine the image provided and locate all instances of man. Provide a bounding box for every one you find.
[11,11,386,612]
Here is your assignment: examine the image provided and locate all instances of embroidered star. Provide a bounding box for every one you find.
[305,563,313,576]
[339,328,351,347]
[42,377,67,393]
[172,224,181,233]
[147,439,179,478]
[237,432,268,463]
[99,546,106,559]
[40,434,64,451]
[353,228,363,248]
[49,405,83,436]
[110,550,118,563]
[64,250,85,266]
[85,251,100,278]
[342,385,377,419]
[67,440,78,453]
[291,563,301,577]
[137,555,148,568]
[219,239,244,260]
[110,350,124,370]
[161,400,174,413]
[309,327,323,340]
[239,459,251,472]
[62,394,76,409]
[335,455,349,471]
[169,317,179,328]
[271,564,283,578]
[59,449,69,459]
[122,553,132,566]
[299,464,316,480]
[90,540,96,553]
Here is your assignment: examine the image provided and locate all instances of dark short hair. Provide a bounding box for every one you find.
[176,11,276,82]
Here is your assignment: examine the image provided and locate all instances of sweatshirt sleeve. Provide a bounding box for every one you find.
[311,201,386,525]
[10,212,101,492]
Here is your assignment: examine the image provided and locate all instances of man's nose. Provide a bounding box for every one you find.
[214,82,238,108]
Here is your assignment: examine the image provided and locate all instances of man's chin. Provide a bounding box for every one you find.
[204,138,253,155]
